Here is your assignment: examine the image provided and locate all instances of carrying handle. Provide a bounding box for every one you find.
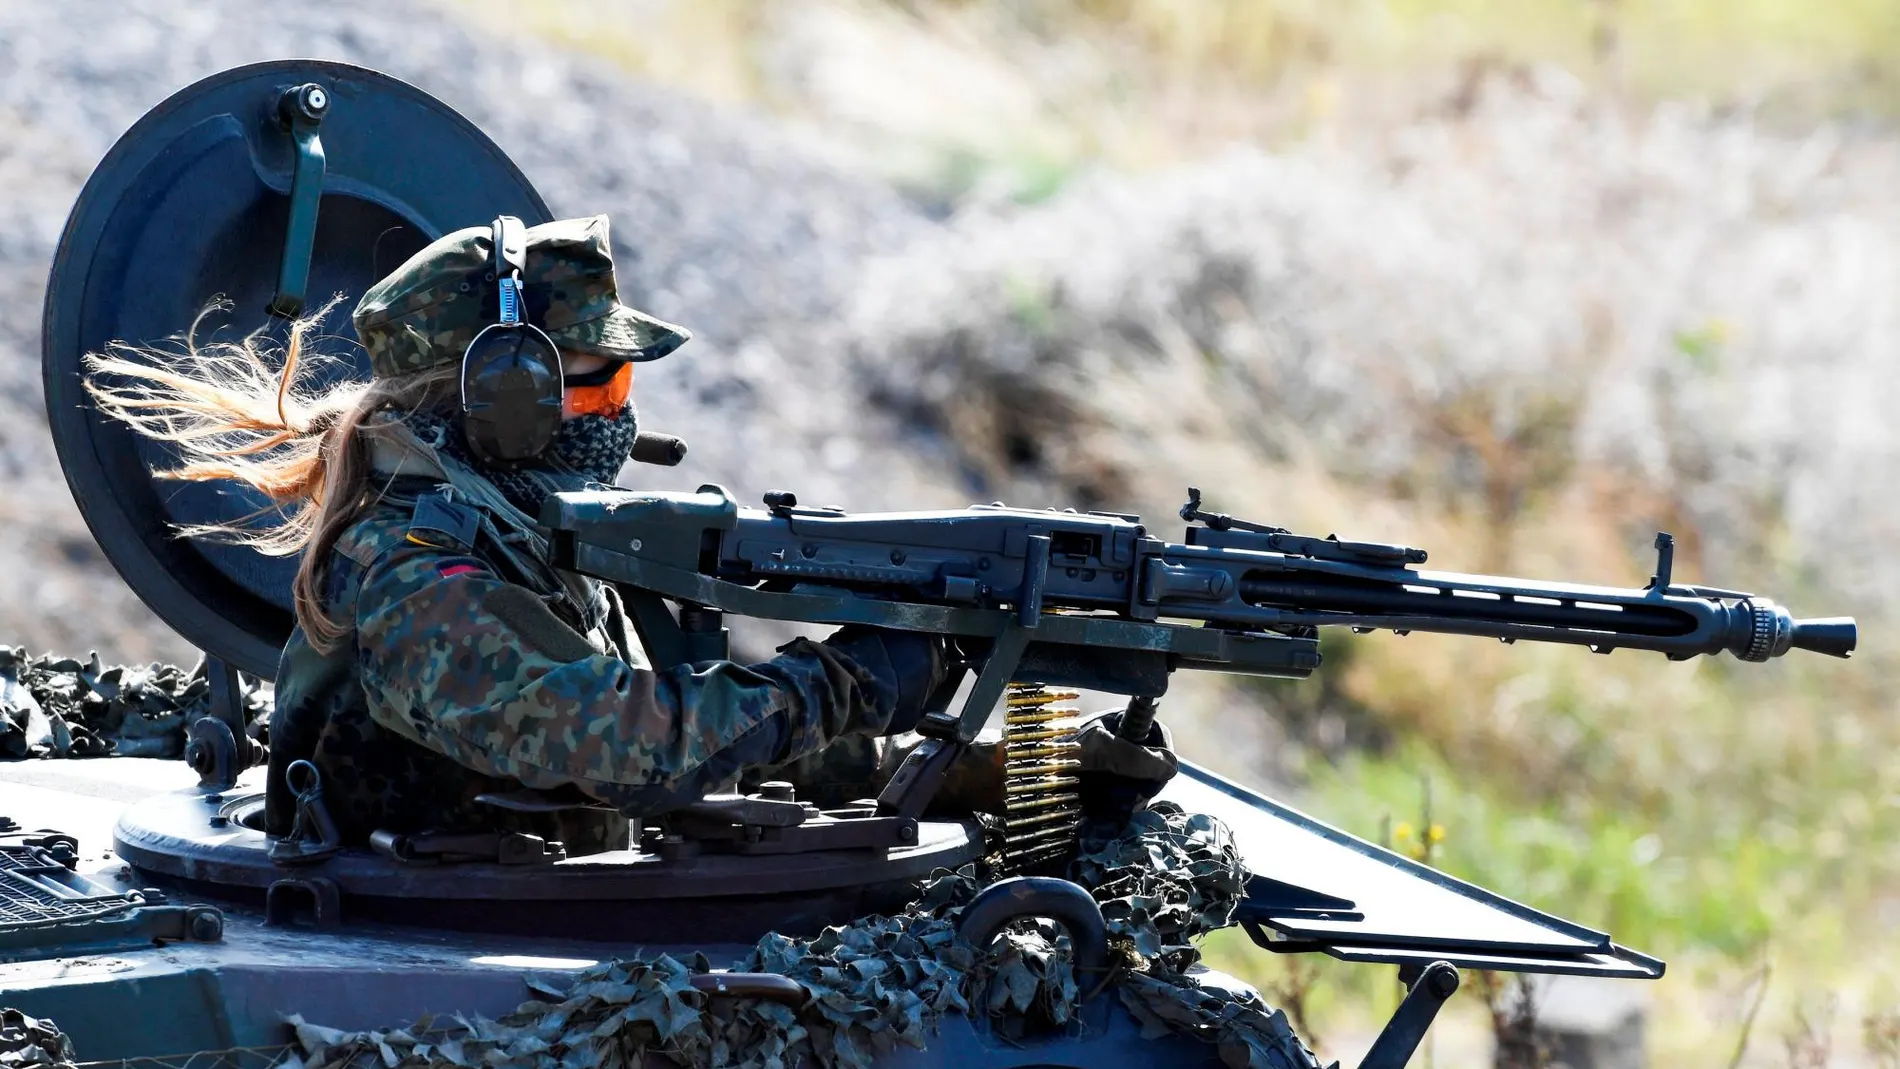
[957,876,1114,1004]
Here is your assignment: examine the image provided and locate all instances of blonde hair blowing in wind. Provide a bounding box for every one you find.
[82,298,459,652]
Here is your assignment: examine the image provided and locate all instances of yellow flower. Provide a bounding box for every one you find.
[1394,821,1415,843]
[1428,824,1446,844]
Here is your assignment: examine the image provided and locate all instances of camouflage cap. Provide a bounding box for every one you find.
[352,215,691,378]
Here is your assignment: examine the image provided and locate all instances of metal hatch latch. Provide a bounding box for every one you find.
[266,759,342,865]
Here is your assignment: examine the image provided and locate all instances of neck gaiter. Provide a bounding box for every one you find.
[405,402,640,519]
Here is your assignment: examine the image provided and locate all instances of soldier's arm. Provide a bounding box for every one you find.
[351,539,892,812]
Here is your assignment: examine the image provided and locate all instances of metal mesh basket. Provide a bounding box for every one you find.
[0,837,141,931]
[76,1045,296,1069]
[0,831,221,961]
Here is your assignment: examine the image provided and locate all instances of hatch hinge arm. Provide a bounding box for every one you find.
[269,82,330,318]
[1358,961,1459,1069]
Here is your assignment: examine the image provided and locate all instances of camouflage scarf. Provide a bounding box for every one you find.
[402,403,640,520]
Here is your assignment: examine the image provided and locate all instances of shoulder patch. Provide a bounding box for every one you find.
[479,584,603,663]
[408,490,482,551]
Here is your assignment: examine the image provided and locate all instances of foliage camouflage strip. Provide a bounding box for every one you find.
[0,646,268,760]
[283,804,1326,1069]
[0,1009,75,1069]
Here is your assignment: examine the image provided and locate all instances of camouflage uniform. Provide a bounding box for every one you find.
[266,217,930,850]
[271,416,924,848]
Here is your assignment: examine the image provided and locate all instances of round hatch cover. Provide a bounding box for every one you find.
[44,61,552,680]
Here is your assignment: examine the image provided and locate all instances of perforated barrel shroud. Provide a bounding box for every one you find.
[0,826,223,961]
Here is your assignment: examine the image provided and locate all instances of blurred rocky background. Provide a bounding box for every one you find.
[3,0,1897,1064]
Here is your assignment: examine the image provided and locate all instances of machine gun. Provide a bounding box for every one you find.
[543,482,1855,828]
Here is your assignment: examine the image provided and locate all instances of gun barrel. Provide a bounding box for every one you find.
[1227,567,1850,663]
[1790,617,1857,659]
[1233,574,1695,638]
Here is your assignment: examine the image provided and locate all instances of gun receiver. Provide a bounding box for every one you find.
[546,484,1854,815]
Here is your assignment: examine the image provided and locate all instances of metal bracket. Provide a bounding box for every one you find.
[871,736,963,822]
[1018,533,1051,627]
[1237,875,1363,926]
[656,787,920,856]
[183,716,237,792]
[369,829,567,866]
[268,82,330,318]
[955,623,1036,741]
[876,622,1037,820]
[0,835,223,962]
[184,655,263,792]
[264,876,341,929]
[1357,961,1459,1069]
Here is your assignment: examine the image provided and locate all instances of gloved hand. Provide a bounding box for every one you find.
[817,625,949,737]
[923,737,1007,817]
[1075,707,1179,824]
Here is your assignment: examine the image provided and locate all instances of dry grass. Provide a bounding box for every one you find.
[463,2,1900,1063]
[733,5,1899,1063]
[455,0,1900,200]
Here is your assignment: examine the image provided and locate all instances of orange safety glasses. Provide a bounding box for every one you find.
[561,360,634,418]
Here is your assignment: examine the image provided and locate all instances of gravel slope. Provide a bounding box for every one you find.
[0,0,941,664]
[3,6,1890,712]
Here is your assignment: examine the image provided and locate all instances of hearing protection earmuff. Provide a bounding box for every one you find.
[459,216,565,467]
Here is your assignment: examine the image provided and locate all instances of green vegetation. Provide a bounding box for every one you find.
[994,0,1900,112]
[482,0,1900,1059]
[1195,603,1897,1060]
[466,0,1900,199]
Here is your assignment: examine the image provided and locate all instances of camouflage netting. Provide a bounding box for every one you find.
[0,647,269,760]
[0,1010,76,1069]
[283,804,1325,1069]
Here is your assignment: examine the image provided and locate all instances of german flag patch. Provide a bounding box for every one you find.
[435,558,486,580]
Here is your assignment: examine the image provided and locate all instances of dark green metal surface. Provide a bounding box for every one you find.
[43,61,553,679]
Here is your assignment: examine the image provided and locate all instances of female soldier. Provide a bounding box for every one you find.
[85,214,1173,853]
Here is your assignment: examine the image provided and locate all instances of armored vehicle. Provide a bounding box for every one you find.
[2,61,1853,1068]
